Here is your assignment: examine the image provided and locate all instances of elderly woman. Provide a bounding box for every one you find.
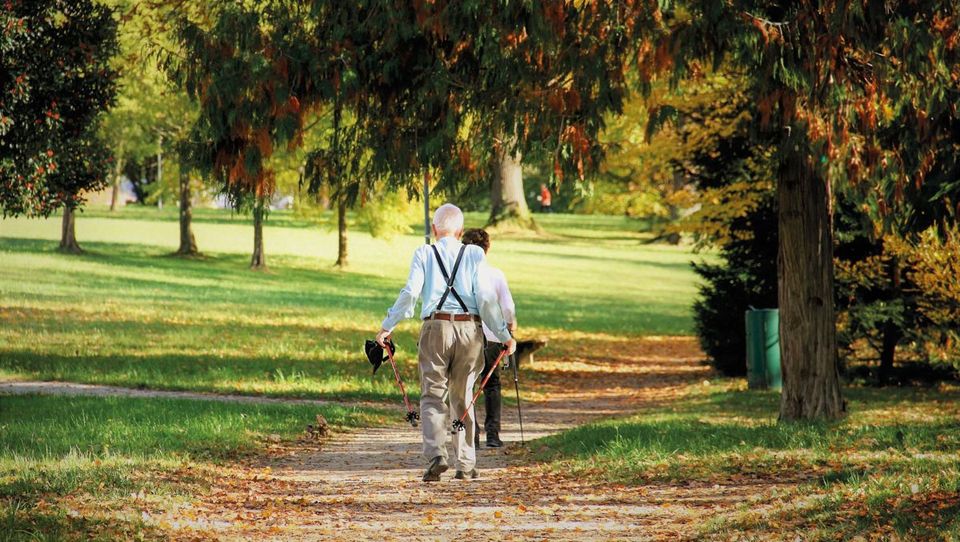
[461,227,516,449]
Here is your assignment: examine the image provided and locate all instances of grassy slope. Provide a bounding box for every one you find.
[0,208,698,400]
[537,382,960,540]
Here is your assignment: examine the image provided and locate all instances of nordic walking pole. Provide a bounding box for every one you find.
[452,346,509,432]
[510,352,525,445]
[383,339,419,427]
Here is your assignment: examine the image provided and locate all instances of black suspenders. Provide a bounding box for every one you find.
[431,244,469,314]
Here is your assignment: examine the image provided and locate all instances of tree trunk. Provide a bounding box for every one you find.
[777,134,845,421]
[250,200,267,270]
[156,137,163,210]
[488,144,536,231]
[176,170,199,256]
[109,157,125,212]
[335,197,348,268]
[59,204,82,254]
[878,323,900,384]
[878,255,902,384]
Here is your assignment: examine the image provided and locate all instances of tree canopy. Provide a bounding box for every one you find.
[0,0,119,217]
[168,1,668,210]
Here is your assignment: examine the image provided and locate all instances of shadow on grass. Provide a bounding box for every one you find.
[537,384,960,539]
[539,387,960,468]
[0,350,415,402]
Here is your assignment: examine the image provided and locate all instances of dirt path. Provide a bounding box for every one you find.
[5,337,782,540]
[157,337,779,541]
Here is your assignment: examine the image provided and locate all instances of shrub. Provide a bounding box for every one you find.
[692,195,778,376]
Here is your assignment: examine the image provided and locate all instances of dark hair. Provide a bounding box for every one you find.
[462,228,490,253]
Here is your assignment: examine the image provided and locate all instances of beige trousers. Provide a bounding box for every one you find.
[418,318,485,471]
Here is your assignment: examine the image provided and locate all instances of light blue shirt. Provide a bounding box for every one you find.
[381,236,511,343]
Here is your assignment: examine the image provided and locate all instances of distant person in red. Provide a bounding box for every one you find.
[538,183,552,213]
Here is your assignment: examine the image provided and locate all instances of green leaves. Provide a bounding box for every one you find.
[0,0,119,217]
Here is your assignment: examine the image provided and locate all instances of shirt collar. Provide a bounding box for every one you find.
[436,236,462,248]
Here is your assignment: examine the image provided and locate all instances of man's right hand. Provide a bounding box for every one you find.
[375,329,391,347]
[504,338,517,356]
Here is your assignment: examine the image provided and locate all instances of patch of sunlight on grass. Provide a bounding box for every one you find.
[538,379,960,541]
[0,209,703,399]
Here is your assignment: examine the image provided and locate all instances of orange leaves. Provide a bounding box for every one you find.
[557,123,592,180]
[751,17,769,45]
[563,123,590,158]
[253,128,273,159]
[653,40,674,72]
[503,27,529,49]
[225,152,245,186]
[932,12,958,51]
[547,91,564,113]
[412,0,448,39]
[546,88,582,114]
[542,1,566,37]
[636,38,655,82]
[457,148,476,173]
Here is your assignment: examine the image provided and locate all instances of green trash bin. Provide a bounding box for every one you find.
[745,309,782,390]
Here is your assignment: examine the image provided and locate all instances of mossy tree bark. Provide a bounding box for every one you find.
[777,130,845,421]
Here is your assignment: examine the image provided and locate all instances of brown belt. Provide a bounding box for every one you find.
[425,312,481,322]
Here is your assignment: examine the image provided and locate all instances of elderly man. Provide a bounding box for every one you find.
[376,203,516,482]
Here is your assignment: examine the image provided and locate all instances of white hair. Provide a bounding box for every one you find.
[432,203,464,235]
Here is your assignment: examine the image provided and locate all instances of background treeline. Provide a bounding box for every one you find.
[3,1,959,402]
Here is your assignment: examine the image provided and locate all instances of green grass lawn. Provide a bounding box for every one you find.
[3,206,959,539]
[0,393,384,541]
[0,207,702,539]
[0,207,700,400]
[537,381,960,540]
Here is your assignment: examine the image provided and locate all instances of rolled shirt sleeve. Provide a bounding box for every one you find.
[474,261,511,343]
[495,268,516,325]
[381,248,426,332]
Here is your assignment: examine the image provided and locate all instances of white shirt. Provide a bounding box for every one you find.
[380,237,511,343]
[482,265,515,343]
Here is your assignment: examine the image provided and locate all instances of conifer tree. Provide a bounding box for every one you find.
[642,1,960,419]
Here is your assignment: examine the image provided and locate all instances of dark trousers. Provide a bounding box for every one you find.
[476,342,502,436]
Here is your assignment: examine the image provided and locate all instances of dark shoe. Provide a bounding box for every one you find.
[422,456,448,482]
[454,468,479,480]
[486,433,503,448]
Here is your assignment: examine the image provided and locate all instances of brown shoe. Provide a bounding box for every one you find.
[422,456,448,482]
[453,468,479,480]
